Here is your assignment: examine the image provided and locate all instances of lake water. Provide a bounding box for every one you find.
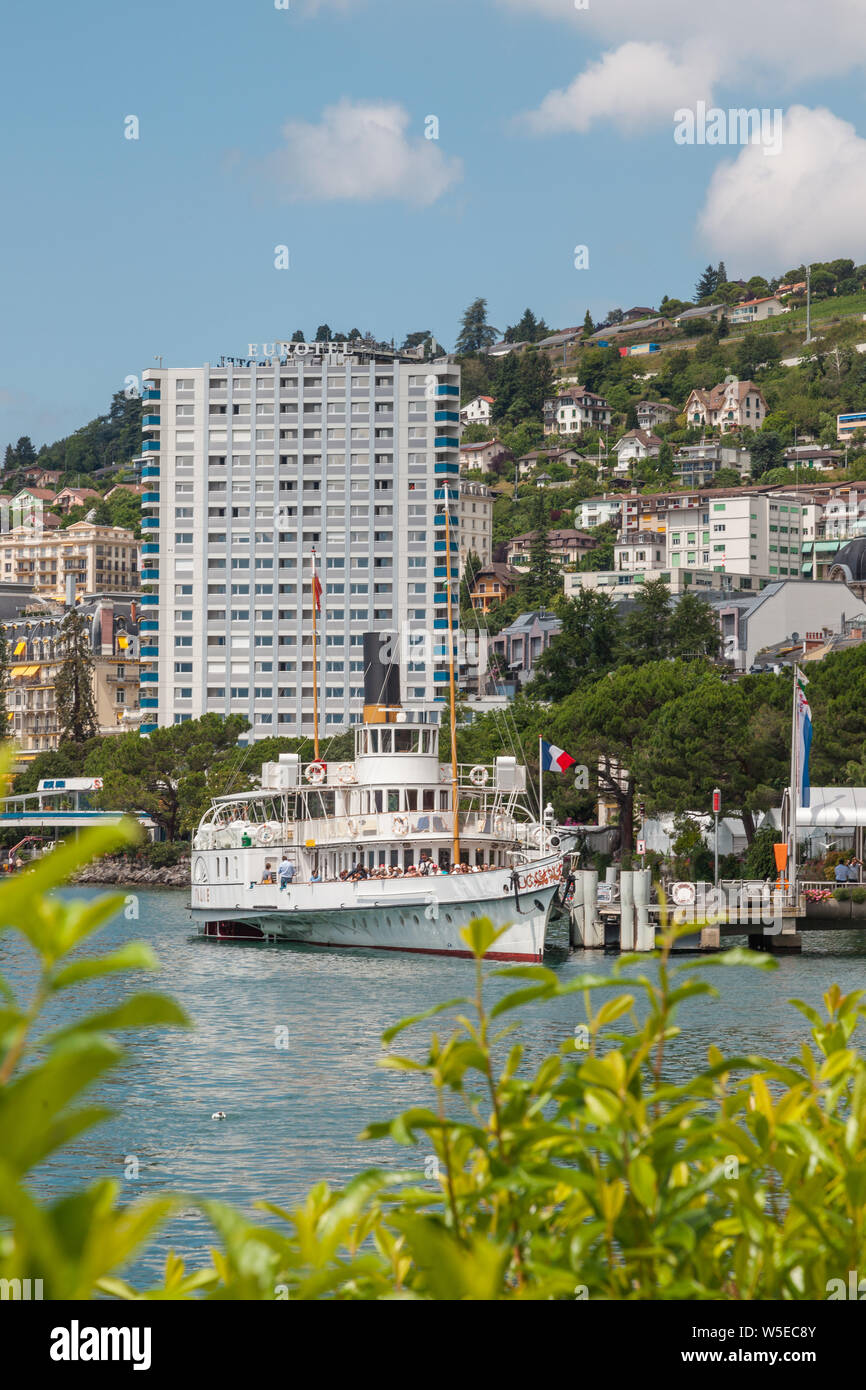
[5,887,866,1284]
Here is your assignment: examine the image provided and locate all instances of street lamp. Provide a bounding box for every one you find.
[712,787,721,886]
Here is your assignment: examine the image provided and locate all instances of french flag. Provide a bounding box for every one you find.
[541,739,576,773]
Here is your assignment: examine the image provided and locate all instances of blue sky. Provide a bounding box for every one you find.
[2,0,866,450]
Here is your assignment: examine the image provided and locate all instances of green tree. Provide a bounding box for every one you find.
[455,298,498,355]
[520,492,559,608]
[619,578,673,664]
[634,671,788,843]
[579,520,616,572]
[94,714,251,842]
[668,590,721,660]
[695,265,718,301]
[528,589,620,701]
[751,431,785,480]
[401,329,432,352]
[54,608,98,742]
[582,309,594,337]
[553,659,709,852]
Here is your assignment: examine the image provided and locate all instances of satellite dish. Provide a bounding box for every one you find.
[791,632,800,642]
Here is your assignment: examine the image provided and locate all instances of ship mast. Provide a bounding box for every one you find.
[311,547,321,761]
[442,487,461,866]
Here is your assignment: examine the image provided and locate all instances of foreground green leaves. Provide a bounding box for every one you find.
[4,798,866,1300]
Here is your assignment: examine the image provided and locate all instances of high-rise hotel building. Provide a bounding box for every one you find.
[137,347,461,737]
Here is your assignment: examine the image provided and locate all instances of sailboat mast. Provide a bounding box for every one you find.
[443,489,461,866]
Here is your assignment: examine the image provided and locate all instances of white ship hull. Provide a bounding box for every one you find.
[190,856,564,961]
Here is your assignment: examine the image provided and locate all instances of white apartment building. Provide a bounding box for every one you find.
[613,491,819,581]
[458,479,493,568]
[137,349,461,737]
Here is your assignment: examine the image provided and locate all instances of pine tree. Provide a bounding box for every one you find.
[695,265,718,301]
[54,608,97,742]
[13,436,36,467]
[583,310,594,337]
[2,444,14,472]
[521,492,559,608]
[716,261,727,286]
[291,329,305,342]
[514,308,539,342]
[314,324,332,342]
[455,298,498,355]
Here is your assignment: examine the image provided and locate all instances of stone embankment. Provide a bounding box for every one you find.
[74,856,190,888]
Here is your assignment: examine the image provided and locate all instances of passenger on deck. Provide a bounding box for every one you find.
[278,856,295,889]
[404,864,418,877]
[261,862,276,885]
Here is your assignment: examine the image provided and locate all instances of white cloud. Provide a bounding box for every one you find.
[499,0,866,84]
[523,40,719,134]
[509,0,866,133]
[263,100,462,205]
[697,106,866,264]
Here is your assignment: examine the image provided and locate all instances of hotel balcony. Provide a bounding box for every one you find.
[142,390,161,402]
[142,466,160,479]
[434,436,460,449]
[436,384,459,397]
[142,415,161,427]
[141,440,161,452]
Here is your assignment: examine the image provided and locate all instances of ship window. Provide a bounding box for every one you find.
[374,790,383,813]
[380,729,392,753]
[439,791,448,809]
[423,790,435,811]
[406,789,418,811]
[369,730,378,752]
[403,848,414,869]
[387,790,399,812]
[390,850,398,866]
[395,730,412,752]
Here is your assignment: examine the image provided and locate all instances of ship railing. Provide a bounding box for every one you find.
[193,808,534,851]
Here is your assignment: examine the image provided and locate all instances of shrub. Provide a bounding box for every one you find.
[851,887,866,904]
[833,886,852,902]
[142,840,188,869]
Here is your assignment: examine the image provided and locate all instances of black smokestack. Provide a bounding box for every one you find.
[363,631,400,708]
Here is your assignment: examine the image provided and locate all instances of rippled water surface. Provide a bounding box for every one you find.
[4,887,865,1282]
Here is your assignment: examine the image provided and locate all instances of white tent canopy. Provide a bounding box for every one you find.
[795,787,866,828]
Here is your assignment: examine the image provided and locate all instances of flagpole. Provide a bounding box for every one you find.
[790,664,799,896]
[539,735,543,831]
[311,547,320,761]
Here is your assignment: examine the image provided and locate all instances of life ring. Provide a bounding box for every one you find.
[345,818,359,837]
[336,763,357,785]
[533,826,545,847]
[258,824,277,846]
[671,881,696,906]
[305,761,326,785]
[469,765,488,787]
[393,814,409,837]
